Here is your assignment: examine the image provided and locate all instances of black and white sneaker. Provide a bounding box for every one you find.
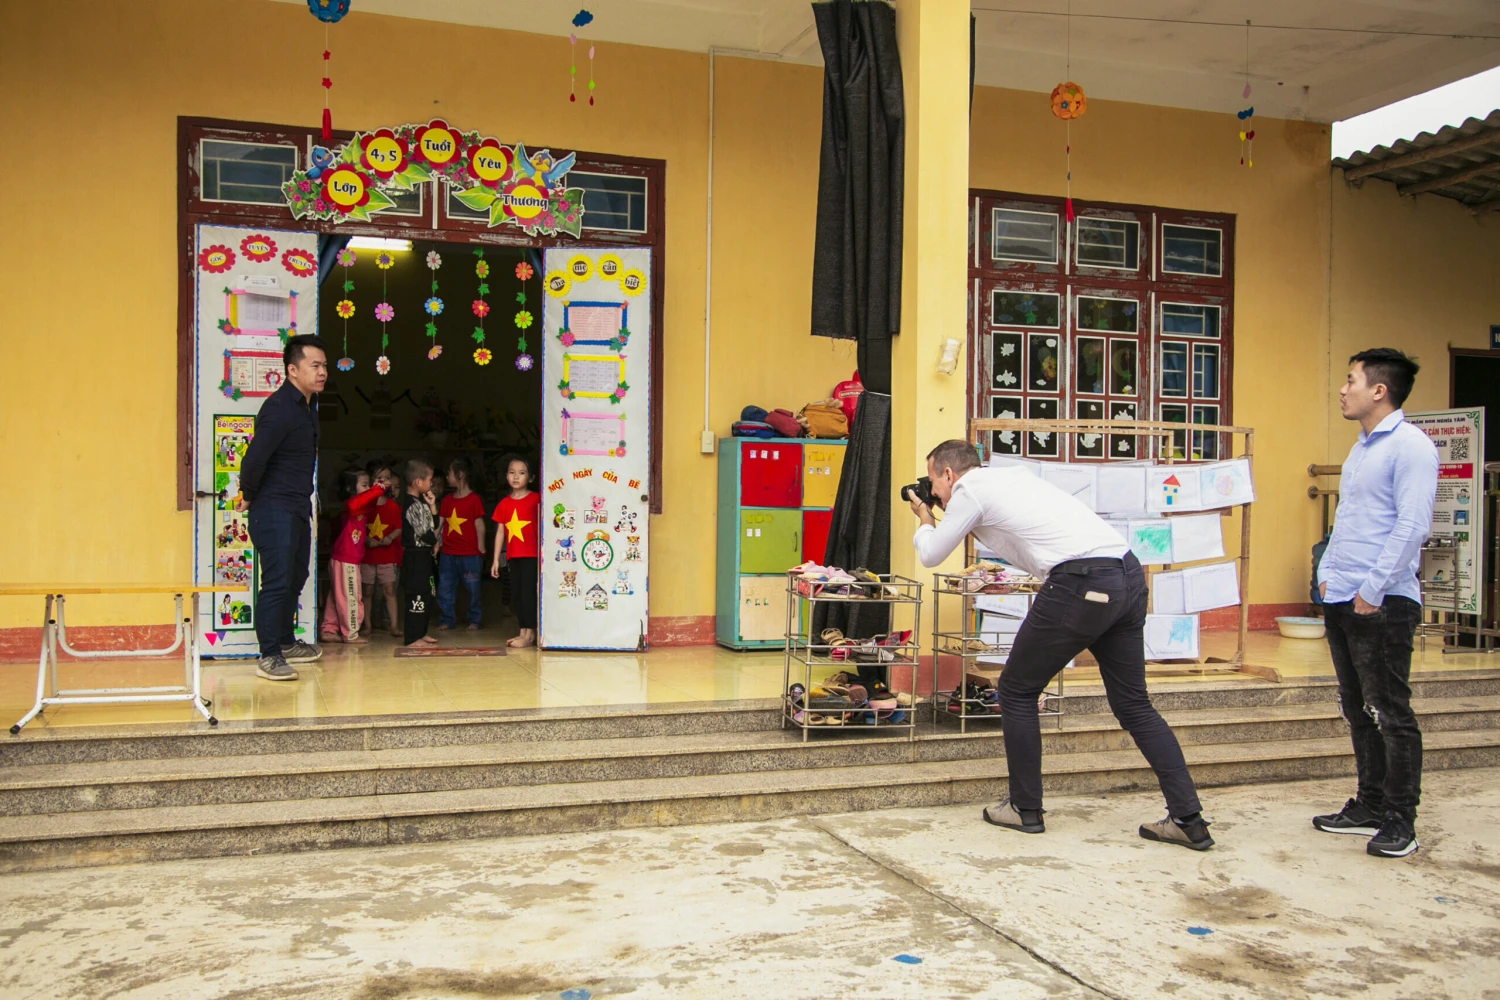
[1367,813,1419,858]
[280,641,323,664]
[256,654,299,682]
[1312,798,1382,836]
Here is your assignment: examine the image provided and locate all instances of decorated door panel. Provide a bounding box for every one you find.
[738,576,789,643]
[740,510,801,574]
[193,225,320,657]
[740,442,802,508]
[801,444,845,508]
[540,248,651,649]
[802,509,833,564]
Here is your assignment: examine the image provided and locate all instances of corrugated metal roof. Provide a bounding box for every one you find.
[1332,110,1500,210]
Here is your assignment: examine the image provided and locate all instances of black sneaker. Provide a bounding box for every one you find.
[1367,813,1419,858]
[280,641,323,664]
[1312,798,1382,836]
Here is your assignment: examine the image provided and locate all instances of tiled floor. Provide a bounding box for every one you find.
[2,624,1494,730]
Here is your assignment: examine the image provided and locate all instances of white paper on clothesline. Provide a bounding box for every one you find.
[1183,561,1241,613]
[1144,614,1200,660]
[1147,464,1205,512]
[1153,570,1187,614]
[1197,458,1256,509]
[1096,463,1148,514]
[1170,513,1226,562]
[1040,463,1098,510]
[1128,519,1174,565]
[988,455,1041,476]
[1105,519,1131,543]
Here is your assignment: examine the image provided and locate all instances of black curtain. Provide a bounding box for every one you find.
[814,392,892,642]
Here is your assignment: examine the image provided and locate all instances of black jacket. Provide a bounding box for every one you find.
[240,382,318,516]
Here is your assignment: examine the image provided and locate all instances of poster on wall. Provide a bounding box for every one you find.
[1407,408,1485,617]
[194,225,320,656]
[540,247,651,650]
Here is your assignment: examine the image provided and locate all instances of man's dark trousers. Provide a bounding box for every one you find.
[248,506,311,658]
[998,552,1202,817]
[1323,596,1423,819]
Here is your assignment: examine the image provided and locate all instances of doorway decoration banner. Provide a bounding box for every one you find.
[282,119,586,236]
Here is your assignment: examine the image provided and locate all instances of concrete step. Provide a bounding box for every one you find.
[5,672,1497,768]
[2,729,1496,873]
[3,696,1495,817]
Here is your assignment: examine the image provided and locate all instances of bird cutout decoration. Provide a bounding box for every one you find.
[571,10,595,105]
[512,144,578,189]
[306,0,351,141]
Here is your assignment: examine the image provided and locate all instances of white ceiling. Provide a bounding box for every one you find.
[273,0,1500,122]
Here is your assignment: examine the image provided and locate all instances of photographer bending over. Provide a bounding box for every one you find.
[910,440,1212,850]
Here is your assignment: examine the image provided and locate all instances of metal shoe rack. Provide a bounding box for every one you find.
[782,574,923,743]
[930,572,1064,734]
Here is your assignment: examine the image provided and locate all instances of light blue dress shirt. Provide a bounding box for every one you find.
[1318,409,1439,605]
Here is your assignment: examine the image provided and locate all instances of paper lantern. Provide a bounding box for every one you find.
[1050,82,1087,120]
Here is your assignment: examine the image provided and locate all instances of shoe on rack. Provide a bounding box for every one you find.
[256,654,299,682]
[982,796,1045,834]
[1366,812,1419,858]
[1312,797,1383,836]
[279,641,323,664]
[1139,813,1214,851]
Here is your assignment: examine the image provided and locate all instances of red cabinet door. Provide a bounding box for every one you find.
[802,509,832,564]
[740,442,802,507]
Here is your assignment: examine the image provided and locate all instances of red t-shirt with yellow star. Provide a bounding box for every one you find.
[492,491,540,559]
[438,491,487,556]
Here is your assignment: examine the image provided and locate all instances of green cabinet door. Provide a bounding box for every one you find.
[739,509,802,574]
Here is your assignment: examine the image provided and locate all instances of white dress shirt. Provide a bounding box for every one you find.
[913,467,1130,578]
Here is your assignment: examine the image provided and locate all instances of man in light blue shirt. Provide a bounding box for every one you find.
[1314,348,1438,858]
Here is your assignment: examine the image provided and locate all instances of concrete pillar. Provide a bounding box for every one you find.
[890,0,971,596]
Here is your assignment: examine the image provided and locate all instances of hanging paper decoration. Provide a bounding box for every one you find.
[335,246,356,369]
[423,250,443,360]
[1049,82,1086,223]
[570,10,595,105]
[306,1,350,141]
[373,250,395,374]
[198,245,236,273]
[1237,21,1255,168]
[471,248,490,366]
[514,259,535,370]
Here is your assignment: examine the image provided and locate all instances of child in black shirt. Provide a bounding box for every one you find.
[399,459,441,647]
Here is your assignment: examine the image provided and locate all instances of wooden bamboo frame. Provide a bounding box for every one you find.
[967,417,1270,680]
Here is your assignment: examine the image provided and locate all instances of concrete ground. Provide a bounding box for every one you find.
[2,770,1497,1000]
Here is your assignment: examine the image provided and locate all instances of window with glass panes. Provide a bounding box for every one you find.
[970,193,1232,462]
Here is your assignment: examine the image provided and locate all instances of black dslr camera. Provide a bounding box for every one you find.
[900,476,942,510]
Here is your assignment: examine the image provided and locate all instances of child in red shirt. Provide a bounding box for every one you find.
[319,468,385,644]
[490,455,541,648]
[362,462,403,637]
[436,457,488,631]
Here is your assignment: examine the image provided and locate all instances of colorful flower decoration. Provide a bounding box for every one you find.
[516,354,534,371]
[198,245,236,273]
[374,302,395,322]
[376,355,391,375]
[428,345,443,360]
[559,331,575,347]
[336,299,355,319]
[282,248,317,276]
[545,272,571,298]
[425,297,444,316]
[1050,81,1087,120]
[337,247,357,267]
[375,251,396,270]
[515,261,534,281]
[239,234,278,262]
[426,250,443,269]
[471,247,489,354]
[475,260,490,279]
[474,347,493,366]
[472,299,490,318]
[514,310,534,329]
[337,357,355,371]
[359,128,409,181]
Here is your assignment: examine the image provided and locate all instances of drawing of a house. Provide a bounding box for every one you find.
[1161,474,1181,506]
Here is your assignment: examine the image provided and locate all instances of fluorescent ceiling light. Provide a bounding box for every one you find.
[346,237,414,251]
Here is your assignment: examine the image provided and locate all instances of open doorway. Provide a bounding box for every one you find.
[313,237,542,646]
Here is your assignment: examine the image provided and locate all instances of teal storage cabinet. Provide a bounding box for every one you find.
[716,437,847,650]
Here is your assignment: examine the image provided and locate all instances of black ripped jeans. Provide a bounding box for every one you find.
[1324,596,1423,820]
[998,553,1203,818]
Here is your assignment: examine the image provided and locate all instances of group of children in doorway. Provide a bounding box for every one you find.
[318,454,541,649]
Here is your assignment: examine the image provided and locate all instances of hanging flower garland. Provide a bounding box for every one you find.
[471,248,491,366]
[514,259,536,370]
[374,249,395,373]
[424,250,444,360]
[335,246,357,370]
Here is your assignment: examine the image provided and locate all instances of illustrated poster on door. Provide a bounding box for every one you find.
[194,224,320,656]
[540,248,651,650]
[1408,408,1485,617]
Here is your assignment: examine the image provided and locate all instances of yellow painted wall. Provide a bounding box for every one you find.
[0,0,845,628]
[1326,175,1500,458]
[968,86,1335,605]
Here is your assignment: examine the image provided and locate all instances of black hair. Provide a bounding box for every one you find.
[446,456,473,487]
[502,453,534,480]
[336,467,368,500]
[365,458,395,480]
[1350,348,1420,408]
[284,333,328,370]
[926,439,981,475]
[404,458,434,482]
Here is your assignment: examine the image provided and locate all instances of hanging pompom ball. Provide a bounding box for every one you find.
[572,9,594,27]
[1050,82,1087,120]
[307,0,351,23]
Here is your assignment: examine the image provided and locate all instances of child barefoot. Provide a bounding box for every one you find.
[363,462,403,637]
[319,468,384,644]
[436,458,488,632]
[398,459,441,647]
[490,455,540,648]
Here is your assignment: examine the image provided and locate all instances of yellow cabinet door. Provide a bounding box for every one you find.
[801,444,845,509]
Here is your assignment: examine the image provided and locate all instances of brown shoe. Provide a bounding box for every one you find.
[1139,814,1214,851]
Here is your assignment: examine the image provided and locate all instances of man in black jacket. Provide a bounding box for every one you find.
[239,335,328,680]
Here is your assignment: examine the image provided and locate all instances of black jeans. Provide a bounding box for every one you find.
[402,549,436,645]
[247,506,312,658]
[1324,596,1423,819]
[999,553,1202,817]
